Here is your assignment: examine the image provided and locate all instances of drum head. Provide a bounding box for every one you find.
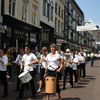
[18,71,28,78]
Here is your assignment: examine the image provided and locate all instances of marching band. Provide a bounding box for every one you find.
[0,44,98,100]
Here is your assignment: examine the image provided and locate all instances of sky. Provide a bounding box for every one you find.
[75,0,100,27]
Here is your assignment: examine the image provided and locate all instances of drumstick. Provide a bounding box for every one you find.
[49,65,56,70]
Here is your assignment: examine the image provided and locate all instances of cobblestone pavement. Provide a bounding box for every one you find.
[0,60,100,100]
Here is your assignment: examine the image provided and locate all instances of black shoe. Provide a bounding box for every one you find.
[71,85,74,88]
[14,89,19,92]
[33,94,36,98]
[16,96,23,100]
[2,94,8,97]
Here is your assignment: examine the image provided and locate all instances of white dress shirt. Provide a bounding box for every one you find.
[0,56,8,71]
[13,54,23,65]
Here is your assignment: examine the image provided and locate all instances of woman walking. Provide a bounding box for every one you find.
[44,44,63,100]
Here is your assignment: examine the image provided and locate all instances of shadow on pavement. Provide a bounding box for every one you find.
[93,66,100,67]
[85,75,96,81]
[62,97,80,100]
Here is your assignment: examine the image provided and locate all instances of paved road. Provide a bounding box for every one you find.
[0,60,100,100]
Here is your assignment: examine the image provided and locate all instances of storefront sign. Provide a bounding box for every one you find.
[96,42,100,44]
[56,39,65,46]
[44,29,51,32]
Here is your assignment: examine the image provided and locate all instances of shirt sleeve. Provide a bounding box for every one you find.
[3,56,8,66]
[56,54,61,59]
[32,53,37,59]
[15,55,19,63]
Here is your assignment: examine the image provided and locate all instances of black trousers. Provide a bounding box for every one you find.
[72,70,78,83]
[80,63,86,78]
[7,65,12,79]
[19,71,36,97]
[63,67,73,88]
[16,65,20,90]
[0,71,8,95]
[40,68,45,80]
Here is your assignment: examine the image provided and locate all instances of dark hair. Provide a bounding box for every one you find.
[0,49,4,52]
[19,47,24,50]
[25,45,32,50]
[0,49,5,53]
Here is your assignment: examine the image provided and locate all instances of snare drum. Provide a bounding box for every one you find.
[18,71,32,83]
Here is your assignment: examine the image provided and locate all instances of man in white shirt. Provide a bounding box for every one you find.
[62,48,74,89]
[78,48,86,78]
[0,49,8,97]
[13,48,29,92]
[16,45,38,100]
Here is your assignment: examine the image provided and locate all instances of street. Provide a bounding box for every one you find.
[0,60,100,100]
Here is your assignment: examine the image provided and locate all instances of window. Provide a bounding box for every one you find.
[43,0,46,16]
[61,10,63,19]
[59,7,60,16]
[73,33,75,42]
[51,6,53,20]
[22,0,28,21]
[75,34,78,42]
[41,32,49,42]
[47,3,50,18]
[55,18,57,32]
[61,23,63,35]
[58,20,60,34]
[32,6,37,25]
[9,0,16,16]
[68,30,71,40]
[68,3,72,14]
[55,3,57,14]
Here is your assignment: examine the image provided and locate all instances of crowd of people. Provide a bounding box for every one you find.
[0,44,99,100]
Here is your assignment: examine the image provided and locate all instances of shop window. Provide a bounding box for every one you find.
[6,27,12,37]
[30,33,37,43]
[22,0,28,21]
[32,6,37,25]
[9,0,16,16]
[41,32,49,42]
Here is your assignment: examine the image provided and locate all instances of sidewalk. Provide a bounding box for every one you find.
[0,60,100,100]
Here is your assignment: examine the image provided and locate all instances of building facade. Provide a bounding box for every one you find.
[1,0,41,51]
[39,0,55,50]
[0,0,96,53]
[55,0,66,47]
[63,0,85,51]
